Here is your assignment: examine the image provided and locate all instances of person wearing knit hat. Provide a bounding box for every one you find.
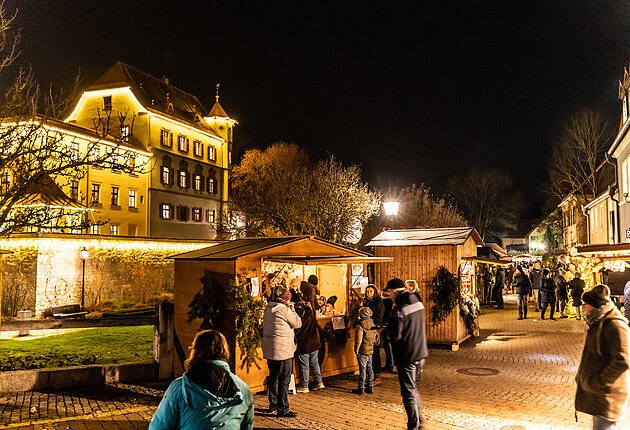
[575,284,630,429]
[353,306,378,395]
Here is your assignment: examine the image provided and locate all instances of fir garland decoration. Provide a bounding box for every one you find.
[429,266,460,326]
[187,271,265,371]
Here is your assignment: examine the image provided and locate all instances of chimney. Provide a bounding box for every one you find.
[162,76,169,85]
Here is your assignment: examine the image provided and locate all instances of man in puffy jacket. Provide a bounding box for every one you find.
[512,266,532,320]
[294,288,324,393]
[575,284,630,429]
[262,284,302,417]
[384,278,428,430]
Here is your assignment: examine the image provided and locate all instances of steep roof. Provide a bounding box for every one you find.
[88,62,209,126]
[172,236,367,260]
[208,100,229,118]
[366,227,483,247]
[14,175,89,211]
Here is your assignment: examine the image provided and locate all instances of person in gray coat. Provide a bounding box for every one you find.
[262,284,302,418]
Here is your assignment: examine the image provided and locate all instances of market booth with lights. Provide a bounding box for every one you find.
[366,227,485,350]
[171,235,392,392]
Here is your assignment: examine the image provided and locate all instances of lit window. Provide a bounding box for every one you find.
[91,225,99,235]
[206,209,216,223]
[0,171,11,194]
[90,145,100,162]
[192,207,202,222]
[121,125,130,142]
[228,150,232,165]
[194,140,203,157]
[70,180,79,201]
[179,170,188,188]
[111,152,120,171]
[110,225,119,236]
[208,146,216,161]
[160,203,172,219]
[194,174,203,191]
[91,183,100,204]
[160,129,172,147]
[161,166,172,185]
[178,135,188,152]
[103,96,112,111]
[129,153,136,171]
[70,142,79,162]
[128,190,136,208]
[111,186,119,206]
[207,177,216,194]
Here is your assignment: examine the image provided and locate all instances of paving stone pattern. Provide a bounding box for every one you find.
[1,294,627,429]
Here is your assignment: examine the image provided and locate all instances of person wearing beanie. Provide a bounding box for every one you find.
[363,284,385,383]
[569,272,586,320]
[575,284,630,429]
[383,278,428,430]
[353,306,378,395]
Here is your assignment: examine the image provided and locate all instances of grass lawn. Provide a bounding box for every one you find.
[0,325,154,371]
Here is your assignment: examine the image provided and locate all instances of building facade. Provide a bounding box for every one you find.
[65,62,234,239]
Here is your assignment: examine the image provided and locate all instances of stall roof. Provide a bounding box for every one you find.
[171,236,368,260]
[366,227,483,247]
[263,256,394,265]
[572,243,630,258]
[461,256,512,266]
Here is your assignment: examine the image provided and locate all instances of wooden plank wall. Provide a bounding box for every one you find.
[373,244,466,345]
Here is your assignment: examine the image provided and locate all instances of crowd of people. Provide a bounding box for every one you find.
[147,265,630,430]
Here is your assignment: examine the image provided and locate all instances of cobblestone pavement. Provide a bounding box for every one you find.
[1,294,627,429]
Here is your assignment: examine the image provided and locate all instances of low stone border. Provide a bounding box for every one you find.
[0,362,158,392]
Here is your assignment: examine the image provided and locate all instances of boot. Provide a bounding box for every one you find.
[365,386,373,394]
[352,388,364,395]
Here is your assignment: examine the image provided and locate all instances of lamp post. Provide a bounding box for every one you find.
[79,247,89,310]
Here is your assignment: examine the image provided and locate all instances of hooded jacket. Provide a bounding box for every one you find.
[539,277,556,304]
[512,272,532,296]
[387,291,428,365]
[262,300,302,361]
[575,307,630,422]
[355,317,378,356]
[149,360,253,430]
[294,302,321,355]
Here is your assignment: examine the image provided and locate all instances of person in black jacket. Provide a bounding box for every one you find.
[539,268,556,320]
[363,284,385,377]
[569,272,586,320]
[384,278,428,430]
[554,268,569,317]
[512,266,532,320]
[294,288,324,393]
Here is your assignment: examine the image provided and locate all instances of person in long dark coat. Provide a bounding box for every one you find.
[512,266,532,320]
[363,284,385,376]
[555,268,569,317]
[569,272,586,320]
[492,267,506,309]
[539,268,556,320]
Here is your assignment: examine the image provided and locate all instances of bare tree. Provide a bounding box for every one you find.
[385,184,468,229]
[448,168,523,242]
[0,2,145,235]
[548,108,615,200]
[229,142,381,243]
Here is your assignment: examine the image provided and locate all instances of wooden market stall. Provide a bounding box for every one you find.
[171,235,391,392]
[366,227,484,350]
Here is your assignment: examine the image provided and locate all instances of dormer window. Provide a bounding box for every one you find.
[103,96,112,111]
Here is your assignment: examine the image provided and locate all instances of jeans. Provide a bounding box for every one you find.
[540,301,555,319]
[556,297,566,315]
[576,305,582,320]
[297,351,322,388]
[267,358,293,414]
[357,353,374,389]
[382,332,394,369]
[531,289,540,310]
[593,415,617,429]
[397,361,423,430]
[517,294,528,318]
[372,345,382,373]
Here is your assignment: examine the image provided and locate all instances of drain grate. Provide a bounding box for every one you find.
[456,367,500,376]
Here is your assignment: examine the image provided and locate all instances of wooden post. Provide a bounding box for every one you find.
[154,301,174,380]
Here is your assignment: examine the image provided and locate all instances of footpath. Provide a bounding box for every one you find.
[1,294,626,429]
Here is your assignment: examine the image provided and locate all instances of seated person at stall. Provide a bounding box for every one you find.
[323,296,338,316]
[316,296,326,315]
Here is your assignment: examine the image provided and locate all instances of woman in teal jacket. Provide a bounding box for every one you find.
[149,329,254,430]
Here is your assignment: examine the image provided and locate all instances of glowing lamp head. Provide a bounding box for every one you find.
[79,247,89,260]
[383,201,400,217]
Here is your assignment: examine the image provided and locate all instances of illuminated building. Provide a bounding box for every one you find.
[65,62,235,239]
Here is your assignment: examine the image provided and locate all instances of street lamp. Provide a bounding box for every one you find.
[383,201,400,223]
[79,247,89,310]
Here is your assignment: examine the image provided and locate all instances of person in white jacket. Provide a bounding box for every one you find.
[262,284,302,417]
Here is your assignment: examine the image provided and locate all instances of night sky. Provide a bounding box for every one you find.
[8,1,630,215]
